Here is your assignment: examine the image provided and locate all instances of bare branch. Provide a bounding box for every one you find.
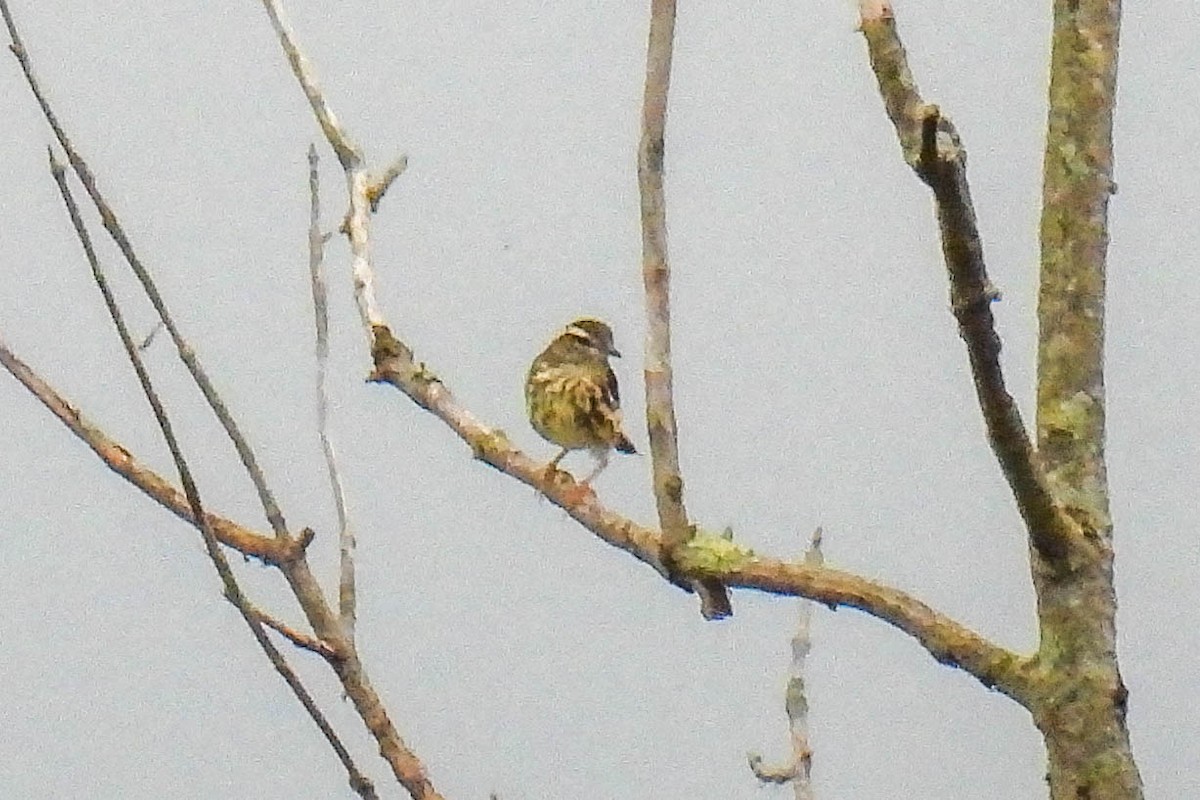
[260,0,394,334]
[367,156,410,213]
[2,2,291,542]
[307,145,358,640]
[45,151,377,800]
[252,604,339,660]
[0,341,291,564]
[269,549,443,799]
[369,340,1031,701]
[259,0,361,169]
[254,5,441,797]
[138,320,165,351]
[637,0,731,620]
[4,6,438,795]
[727,556,1032,704]
[749,528,823,798]
[370,331,671,578]
[1036,1,1118,543]
[1,335,395,796]
[857,4,1081,562]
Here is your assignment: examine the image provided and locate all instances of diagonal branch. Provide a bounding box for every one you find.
[0,341,290,564]
[368,341,1032,702]
[253,0,1029,727]
[46,151,378,800]
[1,332,404,774]
[254,4,441,798]
[259,0,361,169]
[726,556,1033,704]
[259,0,401,335]
[2,1,290,543]
[251,604,339,660]
[637,0,731,620]
[4,5,440,796]
[857,1,1081,562]
[13,318,1032,705]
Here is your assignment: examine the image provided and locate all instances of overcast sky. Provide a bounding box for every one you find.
[1,1,1196,798]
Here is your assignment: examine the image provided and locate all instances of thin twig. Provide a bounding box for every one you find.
[787,530,822,800]
[256,4,441,797]
[637,0,731,620]
[857,2,1081,562]
[308,145,357,640]
[259,0,361,169]
[46,150,377,800]
[367,156,410,213]
[1,2,290,542]
[260,0,392,334]
[4,6,436,796]
[749,528,823,798]
[252,603,339,660]
[138,321,165,351]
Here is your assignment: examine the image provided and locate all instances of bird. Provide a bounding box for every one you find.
[526,317,637,485]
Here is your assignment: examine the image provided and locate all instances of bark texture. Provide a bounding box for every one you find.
[1033,1,1141,798]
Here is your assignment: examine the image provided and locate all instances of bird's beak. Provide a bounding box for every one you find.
[609,346,622,358]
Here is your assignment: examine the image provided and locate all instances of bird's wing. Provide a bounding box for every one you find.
[604,364,621,410]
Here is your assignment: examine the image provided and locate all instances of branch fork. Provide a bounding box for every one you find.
[860,11,1083,563]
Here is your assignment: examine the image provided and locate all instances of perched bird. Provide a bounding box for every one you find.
[526,317,637,484]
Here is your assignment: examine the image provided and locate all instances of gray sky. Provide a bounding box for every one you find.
[1,1,1196,798]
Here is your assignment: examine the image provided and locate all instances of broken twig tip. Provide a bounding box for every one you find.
[859,0,894,22]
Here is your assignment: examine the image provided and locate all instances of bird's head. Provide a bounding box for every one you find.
[562,317,621,358]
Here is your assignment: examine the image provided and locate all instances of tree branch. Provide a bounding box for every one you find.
[46,150,377,800]
[857,1,1081,562]
[3,325,406,798]
[2,0,291,543]
[259,0,361,169]
[637,0,731,620]
[307,145,358,640]
[259,0,398,334]
[254,4,443,797]
[0,341,290,564]
[1036,0,1118,545]
[369,340,1031,700]
[3,5,441,795]
[251,604,339,661]
[727,556,1032,703]
[748,528,823,798]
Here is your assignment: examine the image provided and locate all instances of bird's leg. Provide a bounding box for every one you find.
[579,448,610,486]
[544,448,570,480]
